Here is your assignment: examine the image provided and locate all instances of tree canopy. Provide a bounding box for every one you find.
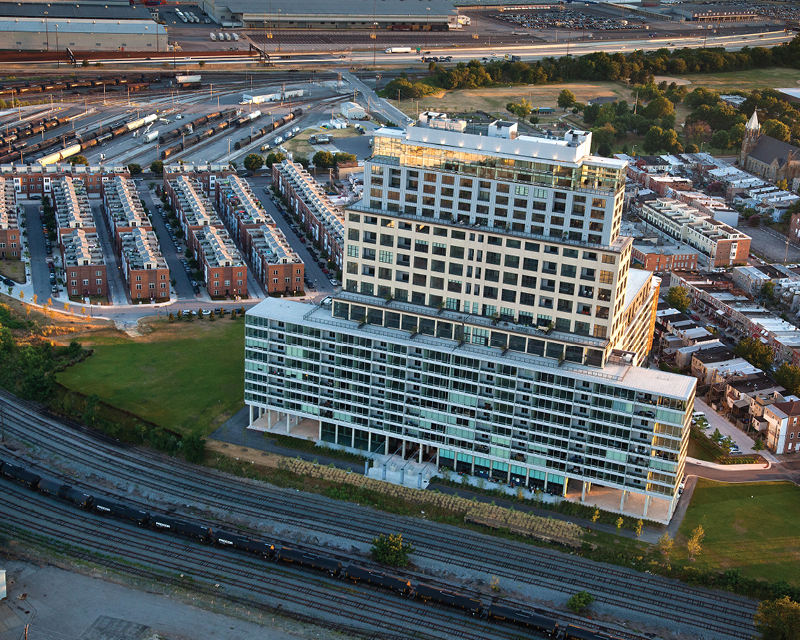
[243,153,263,172]
[733,337,774,371]
[666,286,691,313]
[754,596,800,640]
[774,363,800,396]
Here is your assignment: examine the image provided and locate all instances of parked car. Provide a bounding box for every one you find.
[322,268,329,275]
[329,278,339,287]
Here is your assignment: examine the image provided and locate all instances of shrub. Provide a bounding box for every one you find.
[371,533,414,566]
[567,590,595,614]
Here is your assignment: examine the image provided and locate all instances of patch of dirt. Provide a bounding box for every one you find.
[732,519,747,535]
[653,75,692,86]
[206,439,282,469]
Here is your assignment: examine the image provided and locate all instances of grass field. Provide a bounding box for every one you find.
[282,126,363,157]
[58,316,244,436]
[677,479,800,585]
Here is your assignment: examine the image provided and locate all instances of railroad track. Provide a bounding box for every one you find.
[0,391,757,639]
[0,482,536,640]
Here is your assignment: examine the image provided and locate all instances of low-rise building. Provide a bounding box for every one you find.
[639,198,750,268]
[191,227,248,299]
[119,228,169,302]
[731,264,786,296]
[1,164,131,197]
[272,160,344,269]
[61,228,107,299]
[52,177,96,246]
[0,177,20,260]
[164,175,223,239]
[102,176,152,254]
[631,241,698,272]
[216,175,304,294]
[763,400,800,454]
[162,165,233,199]
[340,101,366,120]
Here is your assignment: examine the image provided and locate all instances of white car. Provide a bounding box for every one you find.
[329,278,339,287]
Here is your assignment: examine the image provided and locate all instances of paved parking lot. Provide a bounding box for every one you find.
[736,223,800,264]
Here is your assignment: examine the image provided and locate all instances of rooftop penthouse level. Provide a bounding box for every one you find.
[119,227,169,301]
[0,177,20,259]
[102,176,151,232]
[52,177,95,237]
[639,198,750,268]
[165,174,221,233]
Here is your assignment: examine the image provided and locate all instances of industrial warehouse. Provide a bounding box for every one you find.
[206,0,459,31]
[0,1,166,51]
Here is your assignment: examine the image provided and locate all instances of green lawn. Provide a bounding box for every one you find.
[58,317,245,436]
[677,479,800,585]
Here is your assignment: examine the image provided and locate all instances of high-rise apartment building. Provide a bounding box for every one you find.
[246,115,695,521]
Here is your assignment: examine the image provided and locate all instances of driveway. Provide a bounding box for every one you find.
[693,397,770,458]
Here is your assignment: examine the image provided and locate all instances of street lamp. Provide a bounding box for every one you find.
[44,11,49,51]
[55,24,59,68]
[425,7,430,49]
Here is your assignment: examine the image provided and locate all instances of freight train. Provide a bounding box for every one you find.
[0,74,162,100]
[245,108,302,152]
[0,112,159,165]
[0,457,626,640]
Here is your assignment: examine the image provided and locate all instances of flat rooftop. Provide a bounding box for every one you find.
[119,228,166,271]
[61,228,104,267]
[0,178,17,230]
[194,227,245,268]
[0,2,152,20]
[214,0,456,18]
[104,177,149,229]
[53,177,94,230]
[247,297,696,400]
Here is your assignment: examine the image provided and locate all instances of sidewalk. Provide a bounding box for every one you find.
[686,456,771,471]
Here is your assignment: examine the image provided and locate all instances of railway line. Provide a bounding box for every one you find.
[0,483,520,640]
[0,390,757,639]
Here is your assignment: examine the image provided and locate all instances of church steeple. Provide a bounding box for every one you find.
[745,110,759,133]
[741,110,760,167]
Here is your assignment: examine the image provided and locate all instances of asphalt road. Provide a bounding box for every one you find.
[20,200,54,304]
[738,223,800,264]
[89,200,129,305]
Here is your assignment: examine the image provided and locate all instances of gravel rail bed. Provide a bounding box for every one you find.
[0,391,757,639]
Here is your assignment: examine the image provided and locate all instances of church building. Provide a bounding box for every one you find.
[740,111,800,187]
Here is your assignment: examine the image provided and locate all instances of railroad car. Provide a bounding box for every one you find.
[37,477,68,497]
[486,604,559,634]
[415,584,483,614]
[127,83,150,93]
[151,514,212,541]
[61,486,93,508]
[230,538,275,557]
[0,462,41,487]
[276,548,342,575]
[342,565,412,595]
[93,496,150,525]
[233,136,251,150]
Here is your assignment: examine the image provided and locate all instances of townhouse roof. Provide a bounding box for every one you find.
[194,227,245,268]
[53,177,94,230]
[104,176,149,229]
[728,375,783,394]
[170,175,220,228]
[771,400,800,418]
[61,228,105,266]
[119,227,166,271]
[693,345,735,364]
[0,178,17,230]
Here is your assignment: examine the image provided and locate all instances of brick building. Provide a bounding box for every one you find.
[272,160,344,270]
[764,400,800,454]
[162,165,234,199]
[102,176,153,255]
[119,228,170,301]
[163,175,223,240]
[191,227,248,299]
[61,228,107,299]
[52,177,96,247]
[631,242,698,272]
[1,164,131,197]
[0,178,20,260]
[216,175,304,293]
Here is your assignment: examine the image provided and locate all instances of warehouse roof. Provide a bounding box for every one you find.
[218,0,456,18]
[0,2,152,20]
[0,17,165,34]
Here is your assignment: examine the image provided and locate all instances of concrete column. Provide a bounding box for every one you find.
[470,458,475,475]
[562,481,567,497]
[643,495,651,519]
[581,481,587,503]
[318,420,323,440]
[525,467,530,488]
[544,475,548,491]
[249,405,253,426]
[588,481,592,492]
[351,429,355,449]
[267,410,272,430]
[335,424,339,445]
[506,467,511,484]
[418,446,423,464]
[435,449,440,467]
[620,490,626,512]
[386,435,390,456]
[367,431,372,452]
[402,439,406,459]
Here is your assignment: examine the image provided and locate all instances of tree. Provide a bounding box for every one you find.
[711,129,730,151]
[557,89,576,110]
[615,517,623,536]
[687,525,705,561]
[733,336,774,371]
[635,519,643,541]
[686,143,699,153]
[777,179,789,191]
[749,214,761,228]
[643,95,675,120]
[763,119,791,143]
[371,533,414,566]
[264,152,285,168]
[657,532,674,558]
[313,150,335,168]
[128,163,142,175]
[666,286,691,312]
[775,363,800,396]
[753,438,766,453]
[69,155,89,166]
[294,155,310,169]
[150,160,164,175]
[762,281,776,301]
[643,126,665,154]
[566,590,595,614]
[243,153,264,172]
[182,432,206,463]
[755,596,800,640]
